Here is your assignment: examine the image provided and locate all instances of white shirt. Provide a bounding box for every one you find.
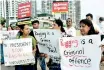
[64,26,76,37]
[92,20,102,34]
[100,21,104,34]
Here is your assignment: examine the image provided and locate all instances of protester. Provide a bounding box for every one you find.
[64,18,76,37]
[15,24,37,70]
[0,18,6,31]
[47,19,65,70]
[15,23,21,30]
[86,13,102,33]
[52,19,65,33]
[30,20,47,70]
[99,17,104,34]
[80,19,104,63]
[10,23,16,30]
[7,26,13,31]
[0,18,6,64]
[80,19,98,35]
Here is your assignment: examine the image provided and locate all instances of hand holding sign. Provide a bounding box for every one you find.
[3,38,35,66]
[33,29,61,63]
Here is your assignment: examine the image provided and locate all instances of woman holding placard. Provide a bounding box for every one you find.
[79,19,104,70]
[47,19,65,70]
[15,23,37,70]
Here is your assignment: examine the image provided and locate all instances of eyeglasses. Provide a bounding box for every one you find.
[66,21,71,22]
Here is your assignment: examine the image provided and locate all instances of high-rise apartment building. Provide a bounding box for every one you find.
[41,0,81,27]
[0,0,37,25]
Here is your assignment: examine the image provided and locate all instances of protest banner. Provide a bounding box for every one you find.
[18,2,31,19]
[59,35,101,70]
[52,1,68,13]
[33,29,61,63]
[0,30,19,40]
[3,38,35,66]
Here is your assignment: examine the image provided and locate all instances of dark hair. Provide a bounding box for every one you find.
[32,20,39,25]
[80,19,98,35]
[54,19,65,32]
[66,18,72,22]
[99,17,104,21]
[10,24,14,30]
[18,24,29,36]
[86,13,93,19]
[7,26,13,30]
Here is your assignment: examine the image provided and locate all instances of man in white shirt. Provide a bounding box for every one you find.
[64,18,76,37]
[86,13,102,33]
[99,17,104,34]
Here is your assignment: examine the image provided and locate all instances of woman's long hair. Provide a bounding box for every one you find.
[18,24,29,36]
[80,19,98,35]
[54,19,65,33]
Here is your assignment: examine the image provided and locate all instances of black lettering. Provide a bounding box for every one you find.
[3,44,7,47]
[89,39,93,44]
[52,32,54,35]
[54,47,57,53]
[47,47,51,52]
[34,31,46,38]
[87,58,91,65]
[81,39,85,44]
[47,31,50,35]
[69,57,91,66]
[64,50,68,55]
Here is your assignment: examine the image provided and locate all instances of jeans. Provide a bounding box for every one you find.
[1,44,4,64]
[39,57,46,70]
[48,63,61,70]
[15,65,35,70]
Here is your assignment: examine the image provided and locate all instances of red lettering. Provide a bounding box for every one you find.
[60,39,64,46]
[65,41,71,48]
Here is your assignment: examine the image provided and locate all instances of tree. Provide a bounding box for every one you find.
[37,13,53,17]
[0,17,6,26]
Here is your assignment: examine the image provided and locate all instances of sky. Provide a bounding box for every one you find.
[81,0,104,21]
[36,0,104,21]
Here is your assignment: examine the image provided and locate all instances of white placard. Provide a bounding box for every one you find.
[3,38,35,66]
[59,35,101,70]
[0,30,19,40]
[33,29,61,63]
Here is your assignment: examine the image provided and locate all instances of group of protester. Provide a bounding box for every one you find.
[0,13,104,70]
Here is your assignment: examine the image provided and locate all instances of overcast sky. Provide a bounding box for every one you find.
[36,0,104,21]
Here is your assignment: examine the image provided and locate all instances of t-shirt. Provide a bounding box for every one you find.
[64,26,76,37]
[92,20,102,34]
[100,21,104,34]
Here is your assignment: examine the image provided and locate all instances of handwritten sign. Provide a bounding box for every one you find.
[3,38,35,66]
[33,29,61,63]
[59,35,101,70]
[0,30,19,40]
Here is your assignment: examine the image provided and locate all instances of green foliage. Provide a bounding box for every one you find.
[63,24,66,27]
[37,13,53,17]
[0,17,6,25]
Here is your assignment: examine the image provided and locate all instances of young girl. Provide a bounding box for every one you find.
[15,24,37,70]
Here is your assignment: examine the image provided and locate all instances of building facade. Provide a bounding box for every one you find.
[41,0,81,27]
[0,0,37,25]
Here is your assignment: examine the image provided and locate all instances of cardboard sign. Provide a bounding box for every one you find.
[3,38,35,66]
[59,35,101,70]
[0,30,19,40]
[33,29,61,63]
